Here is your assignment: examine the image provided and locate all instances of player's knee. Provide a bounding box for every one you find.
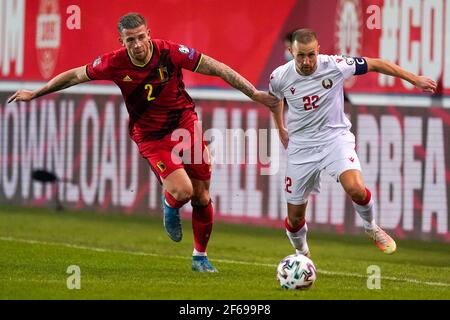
[288,216,305,229]
[172,186,193,203]
[191,190,210,206]
[347,184,366,202]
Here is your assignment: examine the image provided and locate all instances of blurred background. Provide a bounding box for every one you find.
[0,0,448,243]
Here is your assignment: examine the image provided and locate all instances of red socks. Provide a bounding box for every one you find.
[164,190,189,208]
[192,200,214,253]
[284,217,306,233]
[164,190,214,253]
[352,188,371,206]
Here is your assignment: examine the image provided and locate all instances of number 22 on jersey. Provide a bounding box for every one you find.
[303,95,319,111]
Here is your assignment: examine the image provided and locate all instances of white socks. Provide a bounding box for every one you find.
[353,197,376,231]
[193,248,207,257]
[285,220,309,255]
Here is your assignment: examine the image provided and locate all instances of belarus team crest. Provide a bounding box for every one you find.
[322,79,333,89]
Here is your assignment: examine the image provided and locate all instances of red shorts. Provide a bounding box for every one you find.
[134,115,211,183]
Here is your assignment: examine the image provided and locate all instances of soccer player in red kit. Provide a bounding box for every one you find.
[8,13,278,272]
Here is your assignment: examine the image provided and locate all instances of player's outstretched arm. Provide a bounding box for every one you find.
[366,58,437,93]
[195,54,279,108]
[7,66,90,103]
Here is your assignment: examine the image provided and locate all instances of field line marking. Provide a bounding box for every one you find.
[1,236,449,288]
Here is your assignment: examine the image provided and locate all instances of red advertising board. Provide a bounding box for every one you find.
[2,0,450,96]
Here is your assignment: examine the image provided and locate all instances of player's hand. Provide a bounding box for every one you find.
[278,127,289,149]
[415,76,437,93]
[251,90,280,109]
[7,90,35,104]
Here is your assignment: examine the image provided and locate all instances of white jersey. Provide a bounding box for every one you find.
[269,54,367,149]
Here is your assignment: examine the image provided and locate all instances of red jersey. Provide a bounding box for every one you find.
[86,39,202,142]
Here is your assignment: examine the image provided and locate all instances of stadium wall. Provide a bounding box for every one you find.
[0,0,449,242]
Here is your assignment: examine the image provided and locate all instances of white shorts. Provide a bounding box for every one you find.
[285,131,361,205]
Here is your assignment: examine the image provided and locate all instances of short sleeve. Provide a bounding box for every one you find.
[332,55,368,80]
[86,53,113,80]
[269,72,284,100]
[168,41,202,72]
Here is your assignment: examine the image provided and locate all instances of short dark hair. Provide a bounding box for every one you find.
[291,28,318,44]
[117,13,147,34]
[284,30,294,44]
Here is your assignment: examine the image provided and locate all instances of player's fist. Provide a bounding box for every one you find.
[415,76,437,93]
[252,90,280,109]
[7,90,35,104]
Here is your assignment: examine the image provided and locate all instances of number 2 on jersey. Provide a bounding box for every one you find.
[303,95,319,110]
[285,177,292,193]
[145,84,156,101]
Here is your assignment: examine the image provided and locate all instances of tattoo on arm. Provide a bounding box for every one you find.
[195,55,256,98]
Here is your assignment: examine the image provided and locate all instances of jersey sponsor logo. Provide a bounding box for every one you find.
[348,157,355,162]
[290,87,296,95]
[322,79,333,89]
[156,161,166,173]
[178,45,189,54]
[122,75,133,82]
[336,58,344,63]
[92,56,101,68]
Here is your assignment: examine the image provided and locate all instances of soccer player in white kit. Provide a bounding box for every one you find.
[269,29,437,257]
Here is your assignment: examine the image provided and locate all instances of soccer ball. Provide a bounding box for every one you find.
[276,254,317,290]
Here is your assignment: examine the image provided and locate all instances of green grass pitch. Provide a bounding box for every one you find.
[0,205,449,300]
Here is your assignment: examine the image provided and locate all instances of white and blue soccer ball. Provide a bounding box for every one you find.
[276,254,317,290]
